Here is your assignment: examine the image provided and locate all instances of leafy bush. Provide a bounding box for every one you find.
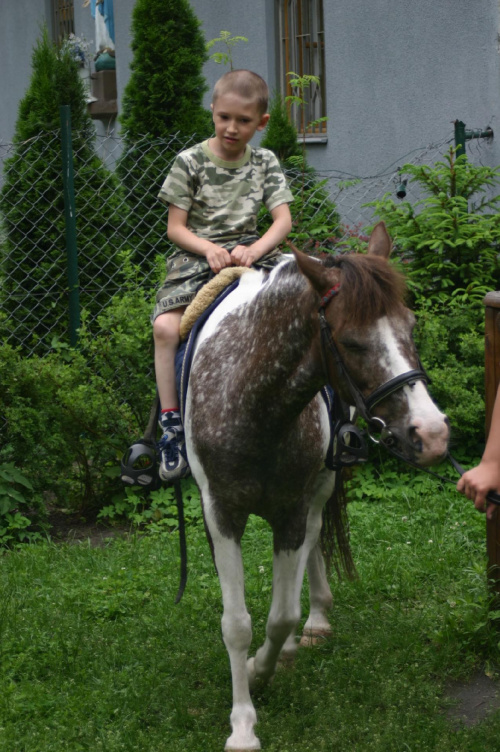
[365,148,500,307]
[98,479,202,531]
[0,463,46,546]
[0,255,156,517]
[413,299,485,454]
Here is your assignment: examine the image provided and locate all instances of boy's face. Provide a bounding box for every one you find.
[210,93,269,161]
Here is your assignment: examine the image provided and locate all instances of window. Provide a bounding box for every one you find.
[277,0,327,138]
[52,0,75,45]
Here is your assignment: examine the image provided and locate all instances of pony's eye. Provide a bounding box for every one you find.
[340,339,367,353]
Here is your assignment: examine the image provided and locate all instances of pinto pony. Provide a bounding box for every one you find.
[183,222,449,751]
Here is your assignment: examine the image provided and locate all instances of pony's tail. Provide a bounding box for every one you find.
[321,468,357,580]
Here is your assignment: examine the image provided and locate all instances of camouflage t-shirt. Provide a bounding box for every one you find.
[158,140,293,246]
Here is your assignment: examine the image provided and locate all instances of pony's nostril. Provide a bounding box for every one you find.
[409,426,423,453]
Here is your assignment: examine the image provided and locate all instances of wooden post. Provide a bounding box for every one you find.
[484,292,500,591]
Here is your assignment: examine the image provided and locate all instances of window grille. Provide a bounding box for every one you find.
[278,0,327,137]
[52,0,75,45]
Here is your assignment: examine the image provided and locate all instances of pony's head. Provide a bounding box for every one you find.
[295,222,449,466]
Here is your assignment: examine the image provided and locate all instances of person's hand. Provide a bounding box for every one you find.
[231,244,261,268]
[205,245,232,274]
[456,460,500,520]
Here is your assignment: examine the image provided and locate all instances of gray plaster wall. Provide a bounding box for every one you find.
[2,0,500,179]
[0,0,52,143]
[319,0,500,177]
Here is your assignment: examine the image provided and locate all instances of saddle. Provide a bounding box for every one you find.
[179,267,251,341]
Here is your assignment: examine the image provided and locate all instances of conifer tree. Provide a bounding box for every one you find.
[260,92,341,249]
[117,0,213,272]
[260,93,303,165]
[0,28,128,353]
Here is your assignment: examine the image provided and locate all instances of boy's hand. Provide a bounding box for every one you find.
[205,245,232,274]
[231,244,262,268]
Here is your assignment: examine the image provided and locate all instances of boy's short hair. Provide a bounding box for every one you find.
[212,70,269,115]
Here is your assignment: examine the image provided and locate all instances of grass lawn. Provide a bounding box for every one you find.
[1,471,500,751]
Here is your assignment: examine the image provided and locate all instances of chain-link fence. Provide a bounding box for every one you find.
[0,124,496,356]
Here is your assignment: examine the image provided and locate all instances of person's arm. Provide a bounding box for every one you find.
[167,205,232,274]
[231,203,292,268]
[457,384,500,519]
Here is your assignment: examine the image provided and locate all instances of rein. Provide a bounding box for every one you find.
[379,441,500,506]
[316,284,500,504]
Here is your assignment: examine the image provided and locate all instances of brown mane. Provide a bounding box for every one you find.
[325,253,407,327]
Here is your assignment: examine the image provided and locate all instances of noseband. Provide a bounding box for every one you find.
[318,284,428,448]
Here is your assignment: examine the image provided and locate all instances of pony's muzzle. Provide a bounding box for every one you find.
[408,415,450,466]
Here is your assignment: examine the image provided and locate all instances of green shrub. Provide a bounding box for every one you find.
[260,92,303,164]
[98,479,202,531]
[0,256,156,517]
[117,0,213,274]
[365,147,500,307]
[0,343,133,514]
[0,28,129,354]
[0,463,46,546]
[413,299,485,453]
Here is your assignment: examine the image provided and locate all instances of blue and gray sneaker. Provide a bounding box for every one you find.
[158,410,190,481]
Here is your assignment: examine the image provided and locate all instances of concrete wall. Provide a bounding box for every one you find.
[0,0,52,143]
[318,0,500,176]
[2,0,500,177]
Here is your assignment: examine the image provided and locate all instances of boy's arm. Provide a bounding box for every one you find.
[231,203,292,268]
[457,383,500,519]
[167,205,232,274]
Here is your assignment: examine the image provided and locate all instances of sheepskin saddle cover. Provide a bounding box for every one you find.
[179,266,251,341]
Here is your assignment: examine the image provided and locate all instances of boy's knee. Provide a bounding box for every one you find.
[153,311,182,347]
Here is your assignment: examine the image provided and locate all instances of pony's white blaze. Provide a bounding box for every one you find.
[375,317,449,463]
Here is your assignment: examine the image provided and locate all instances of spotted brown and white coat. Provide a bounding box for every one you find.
[183,223,449,751]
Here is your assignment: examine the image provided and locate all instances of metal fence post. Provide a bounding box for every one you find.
[60,105,80,347]
[454,119,494,158]
[454,120,467,158]
[484,292,500,593]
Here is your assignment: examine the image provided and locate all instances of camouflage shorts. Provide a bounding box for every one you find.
[152,238,284,321]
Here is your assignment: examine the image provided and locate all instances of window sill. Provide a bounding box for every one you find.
[299,136,328,144]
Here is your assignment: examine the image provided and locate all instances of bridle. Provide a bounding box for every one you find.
[318,283,428,445]
[317,284,500,505]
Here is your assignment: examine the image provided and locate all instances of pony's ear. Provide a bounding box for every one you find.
[294,249,341,295]
[366,221,392,259]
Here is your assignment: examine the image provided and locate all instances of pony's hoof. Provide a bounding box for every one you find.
[247,656,274,690]
[300,628,332,647]
[277,643,297,668]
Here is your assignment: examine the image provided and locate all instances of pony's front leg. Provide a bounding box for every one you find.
[204,498,260,752]
[248,547,305,684]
